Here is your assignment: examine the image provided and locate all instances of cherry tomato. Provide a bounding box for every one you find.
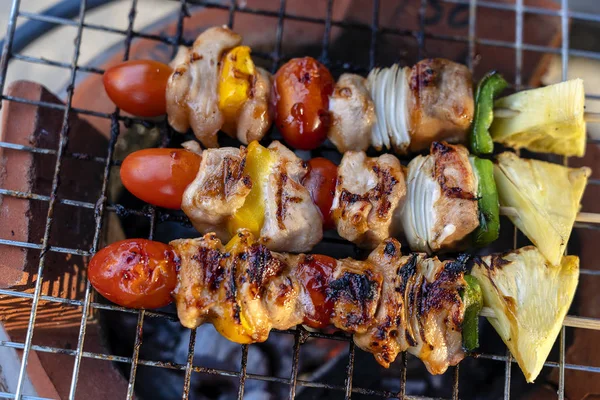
[297,254,336,329]
[271,57,334,150]
[103,60,172,117]
[121,148,201,209]
[88,239,179,309]
[302,157,337,229]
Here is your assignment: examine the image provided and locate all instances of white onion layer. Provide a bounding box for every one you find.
[366,64,411,152]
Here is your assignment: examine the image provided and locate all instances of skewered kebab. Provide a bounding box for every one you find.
[120,138,590,264]
[86,229,579,382]
[103,25,587,156]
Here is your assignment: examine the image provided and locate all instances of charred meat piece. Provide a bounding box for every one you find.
[331,151,406,249]
[171,231,303,341]
[181,146,250,241]
[353,239,467,374]
[408,58,474,152]
[260,141,322,252]
[401,142,479,253]
[166,27,241,147]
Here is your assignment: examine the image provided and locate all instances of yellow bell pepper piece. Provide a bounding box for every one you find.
[218,46,255,123]
[227,141,274,237]
[212,233,256,344]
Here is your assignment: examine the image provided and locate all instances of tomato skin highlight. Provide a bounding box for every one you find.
[302,157,337,229]
[271,57,334,150]
[120,148,201,209]
[297,254,336,329]
[103,60,172,117]
[88,239,179,309]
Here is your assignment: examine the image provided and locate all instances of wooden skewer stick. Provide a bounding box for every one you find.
[480,306,600,331]
[499,206,600,224]
[494,107,600,123]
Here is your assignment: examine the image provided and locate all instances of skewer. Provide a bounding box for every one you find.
[480,307,600,330]
[499,207,600,224]
[494,107,600,123]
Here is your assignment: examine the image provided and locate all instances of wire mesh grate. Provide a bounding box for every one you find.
[0,0,599,399]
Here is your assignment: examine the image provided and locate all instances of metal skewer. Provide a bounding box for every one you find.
[500,207,600,224]
[495,107,600,123]
[480,307,600,330]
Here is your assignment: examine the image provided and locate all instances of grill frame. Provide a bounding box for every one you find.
[0,0,599,399]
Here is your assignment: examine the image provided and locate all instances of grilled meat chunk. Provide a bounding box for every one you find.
[331,151,406,249]
[261,141,322,252]
[166,27,242,147]
[353,239,467,374]
[408,59,474,152]
[171,231,303,341]
[181,147,250,241]
[223,67,273,145]
[402,142,479,253]
[328,258,382,334]
[328,73,375,152]
[181,141,321,252]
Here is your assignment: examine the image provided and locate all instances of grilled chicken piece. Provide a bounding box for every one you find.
[171,231,303,341]
[405,255,467,374]
[328,74,375,152]
[166,27,242,148]
[328,258,382,334]
[181,147,250,241]
[408,59,474,152]
[353,239,467,374]
[231,67,273,144]
[331,151,406,249]
[261,141,322,252]
[402,142,479,253]
[182,141,321,252]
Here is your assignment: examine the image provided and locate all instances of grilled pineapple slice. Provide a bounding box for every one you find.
[490,79,586,157]
[494,152,590,266]
[472,246,579,383]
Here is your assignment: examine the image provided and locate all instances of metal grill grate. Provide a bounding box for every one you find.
[0,0,599,399]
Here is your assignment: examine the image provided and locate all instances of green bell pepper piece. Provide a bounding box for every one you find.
[469,71,508,155]
[472,157,500,247]
[462,274,483,352]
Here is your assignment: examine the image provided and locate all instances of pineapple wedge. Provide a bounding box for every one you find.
[494,152,590,266]
[472,247,579,383]
[490,79,586,157]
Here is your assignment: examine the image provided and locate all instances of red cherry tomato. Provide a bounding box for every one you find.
[271,57,334,150]
[120,148,201,209]
[297,254,336,329]
[88,239,179,309]
[103,60,172,117]
[302,157,337,229]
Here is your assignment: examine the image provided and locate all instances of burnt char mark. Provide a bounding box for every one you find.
[489,254,511,270]
[339,162,399,220]
[327,271,378,303]
[418,262,464,326]
[398,254,418,293]
[432,142,477,201]
[227,256,240,323]
[339,189,364,204]
[224,153,250,197]
[193,247,225,291]
[275,171,288,230]
[375,315,393,340]
[445,253,471,276]
[275,169,303,230]
[245,243,283,286]
[384,240,399,258]
[409,59,438,92]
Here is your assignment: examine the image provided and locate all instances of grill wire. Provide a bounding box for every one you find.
[0,0,599,399]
